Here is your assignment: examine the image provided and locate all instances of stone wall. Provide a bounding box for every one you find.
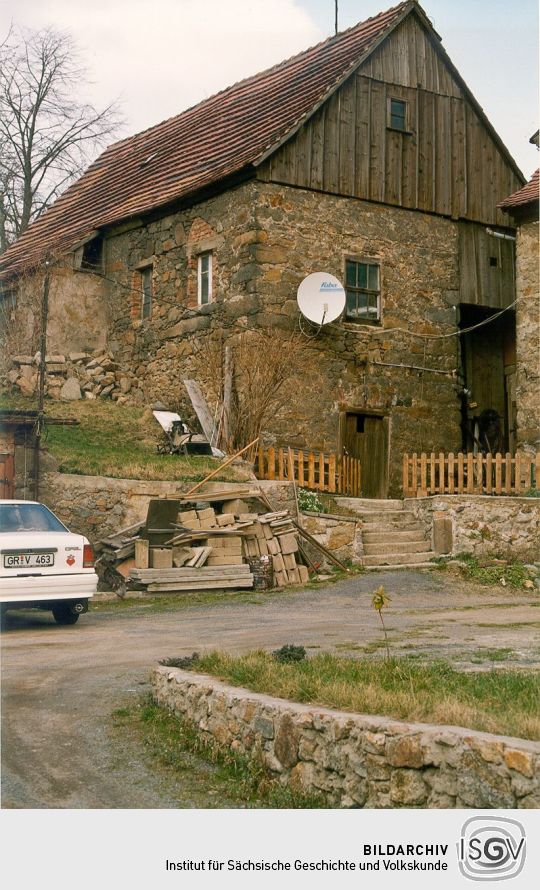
[405,495,540,561]
[515,220,540,452]
[38,473,293,542]
[7,179,464,497]
[151,666,540,808]
[299,511,363,564]
[40,472,189,540]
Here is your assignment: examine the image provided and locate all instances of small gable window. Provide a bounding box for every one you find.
[388,98,407,132]
[345,259,381,323]
[141,266,153,319]
[198,252,212,305]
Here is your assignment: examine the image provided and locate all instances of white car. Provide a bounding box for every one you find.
[0,500,97,625]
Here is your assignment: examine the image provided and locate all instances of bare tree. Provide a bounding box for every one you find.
[0,25,121,252]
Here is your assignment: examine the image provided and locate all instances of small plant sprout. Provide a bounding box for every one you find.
[371,585,392,661]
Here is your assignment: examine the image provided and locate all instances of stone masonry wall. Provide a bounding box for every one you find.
[405,495,540,561]
[69,179,463,497]
[152,666,540,809]
[39,473,294,543]
[515,220,540,452]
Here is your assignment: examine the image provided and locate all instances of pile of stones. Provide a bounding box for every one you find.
[5,351,142,403]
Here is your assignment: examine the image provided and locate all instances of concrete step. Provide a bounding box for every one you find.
[363,529,430,543]
[362,551,435,567]
[360,511,419,526]
[363,540,431,555]
[336,498,404,512]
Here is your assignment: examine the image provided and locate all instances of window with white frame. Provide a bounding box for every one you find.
[141,266,153,319]
[345,259,381,322]
[197,252,212,305]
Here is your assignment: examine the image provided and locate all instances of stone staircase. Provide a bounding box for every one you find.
[337,498,435,570]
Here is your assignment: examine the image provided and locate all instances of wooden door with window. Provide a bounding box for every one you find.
[340,412,389,498]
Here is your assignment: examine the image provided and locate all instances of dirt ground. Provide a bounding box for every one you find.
[1,568,539,809]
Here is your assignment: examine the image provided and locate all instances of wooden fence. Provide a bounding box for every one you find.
[256,446,361,497]
[403,452,540,497]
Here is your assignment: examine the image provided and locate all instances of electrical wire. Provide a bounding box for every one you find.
[75,261,521,343]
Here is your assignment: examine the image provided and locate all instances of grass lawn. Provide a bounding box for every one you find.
[1,394,252,482]
[193,650,540,741]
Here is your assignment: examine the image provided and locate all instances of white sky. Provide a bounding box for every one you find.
[2,0,538,177]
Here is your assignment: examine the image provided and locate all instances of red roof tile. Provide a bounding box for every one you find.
[499,168,539,212]
[0,2,410,278]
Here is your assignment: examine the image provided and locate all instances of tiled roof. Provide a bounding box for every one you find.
[499,168,539,211]
[0,2,410,278]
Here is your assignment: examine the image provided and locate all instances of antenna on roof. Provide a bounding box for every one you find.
[335,1,339,35]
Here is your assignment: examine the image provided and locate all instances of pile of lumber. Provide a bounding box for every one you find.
[242,511,309,586]
[94,522,144,594]
[128,492,312,593]
[130,564,253,593]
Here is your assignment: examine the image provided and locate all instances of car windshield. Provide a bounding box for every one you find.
[0,503,68,533]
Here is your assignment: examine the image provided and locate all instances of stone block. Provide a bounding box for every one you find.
[389,769,428,806]
[386,735,424,768]
[503,748,535,777]
[253,714,274,739]
[274,714,299,769]
[433,516,453,554]
[216,513,235,526]
[60,377,82,400]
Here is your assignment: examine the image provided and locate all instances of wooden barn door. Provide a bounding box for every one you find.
[0,453,15,498]
[340,412,389,498]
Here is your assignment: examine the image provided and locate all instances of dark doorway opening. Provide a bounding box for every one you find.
[460,304,516,452]
[340,411,389,498]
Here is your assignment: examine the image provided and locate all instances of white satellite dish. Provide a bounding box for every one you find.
[297,272,346,325]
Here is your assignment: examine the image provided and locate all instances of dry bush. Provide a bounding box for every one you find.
[191,329,322,452]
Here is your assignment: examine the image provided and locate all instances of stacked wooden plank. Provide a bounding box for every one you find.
[127,488,312,593]
[130,564,253,593]
[242,511,309,587]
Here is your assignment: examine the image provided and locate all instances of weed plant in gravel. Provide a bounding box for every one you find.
[195,651,540,741]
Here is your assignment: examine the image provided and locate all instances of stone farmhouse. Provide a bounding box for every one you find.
[0,0,533,497]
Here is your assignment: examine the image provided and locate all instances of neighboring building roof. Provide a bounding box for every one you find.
[529,130,539,147]
[0,0,524,279]
[499,168,539,212]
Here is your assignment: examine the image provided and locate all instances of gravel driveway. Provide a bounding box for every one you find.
[2,569,539,808]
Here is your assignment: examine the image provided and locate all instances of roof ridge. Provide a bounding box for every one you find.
[106,1,409,153]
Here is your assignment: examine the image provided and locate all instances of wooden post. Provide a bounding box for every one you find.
[466,452,474,493]
[278,447,284,481]
[505,452,512,494]
[447,452,454,494]
[319,452,326,490]
[308,452,315,490]
[222,345,233,449]
[287,447,295,484]
[328,453,336,492]
[429,452,436,494]
[412,452,418,494]
[457,453,464,493]
[485,452,492,494]
[267,446,275,480]
[495,453,502,494]
[297,450,305,487]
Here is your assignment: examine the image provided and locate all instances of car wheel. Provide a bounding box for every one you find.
[52,605,80,625]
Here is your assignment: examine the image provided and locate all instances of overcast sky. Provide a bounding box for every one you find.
[2,0,538,177]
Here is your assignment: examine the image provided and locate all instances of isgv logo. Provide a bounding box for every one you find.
[458,817,526,881]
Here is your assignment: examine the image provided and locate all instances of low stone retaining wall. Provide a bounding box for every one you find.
[151,666,540,809]
[298,511,363,565]
[405,495,540,561]
[40,473,296,542]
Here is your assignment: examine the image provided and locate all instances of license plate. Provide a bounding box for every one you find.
[3,552,55,568]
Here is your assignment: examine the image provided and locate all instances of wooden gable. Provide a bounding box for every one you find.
[258,10,523,228]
